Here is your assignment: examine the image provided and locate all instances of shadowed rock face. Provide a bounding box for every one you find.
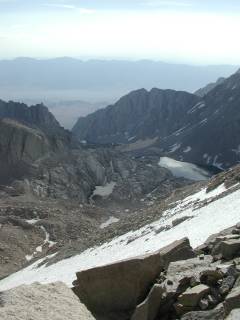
[72,88,201,144]
[0,119,50,163]
[0,100,73,183]
[73,70,240,169]
[0,100,59,130]
[195,77,225,97]
[0,119,51,183]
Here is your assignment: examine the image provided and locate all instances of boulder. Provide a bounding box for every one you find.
[212,239,240,260]
[167,255,213,286]
[219,276,236,295]
[181,307,225,320]
[73,238,195,319]
[226,309,240,319]
[224,286,240,315]
[131,284,165,320]
[199,268,224,285]
[0,282,95,320]
[178,284,210,307]
[158,237,196,269]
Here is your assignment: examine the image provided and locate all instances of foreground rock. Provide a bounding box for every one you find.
[73,224,240,320]
[73,238,195,319]
[0,282,95,320]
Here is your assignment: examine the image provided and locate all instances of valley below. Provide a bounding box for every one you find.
[0,67,240,320]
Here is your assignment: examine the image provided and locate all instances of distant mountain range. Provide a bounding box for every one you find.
[73,69,240,170]
[0,57,237,129]
[0,57,237,100]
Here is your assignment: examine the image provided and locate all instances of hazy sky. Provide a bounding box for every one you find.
[1,0,240,64]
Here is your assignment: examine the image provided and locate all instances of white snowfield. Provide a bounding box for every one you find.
[0,183,240,292]
[159,157,210,181]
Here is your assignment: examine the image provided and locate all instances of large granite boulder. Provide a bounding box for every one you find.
[0,282,95,320]
[73,238,195,319]
[181,307,225,320]
[226,309,240,320]
[224,286,240,315]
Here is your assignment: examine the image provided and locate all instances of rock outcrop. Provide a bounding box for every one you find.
[0,100,60,131]
[194,77,225,97]
[73,88,201,144]
[0,282,95,320]
[73,238,195,319]
[73,224,240,320]
[73,70,240,169]
[0,98,188,202]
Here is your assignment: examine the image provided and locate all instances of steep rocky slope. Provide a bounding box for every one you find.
[0,99,196,279]
[73,88,201,144]
[195,77,225,97]
[1,166,240,319]
[0,101,74,183]
[73,70,240,169]
[1,164,240,288]
[0,98,193,202]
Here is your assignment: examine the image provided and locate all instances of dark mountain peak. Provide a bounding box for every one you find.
[0,99,60,130]
[72,88,200,144]
[73,69,240,169]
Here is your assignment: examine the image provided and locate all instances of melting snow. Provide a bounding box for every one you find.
[173,126,188,136]
[128,136,136,142]
[25,219,40,225]
[159,157,210,181]
[183,146,192,153]
[188,102,206,114]
[1,183,239,292]
[213,155,224,170]
[100,216,120,229]
[169,143,181,153]
[93,182,116,197]
[25,226,56,262]
[199,118,208,126]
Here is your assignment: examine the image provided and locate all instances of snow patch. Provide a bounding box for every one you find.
[100,216,120,229]
[169,143,181,153]
[173,126,188,136]
[25,226,56,262]
[212,155,224,170]
[128,136,136,142]
[188,102,206,114]
[183,146,192,153]
[159,157,210,181]
[93,182,116,197]
[199,118,208,126]
[25,219,40,225]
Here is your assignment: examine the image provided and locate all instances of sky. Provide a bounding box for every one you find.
[0,0,240,64]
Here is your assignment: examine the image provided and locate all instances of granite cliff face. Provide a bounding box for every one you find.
[0,118,50,183]
[0,101,74,183]
[0,100,59,130]
[73,70,240,169]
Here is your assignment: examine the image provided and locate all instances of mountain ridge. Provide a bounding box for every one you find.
[73,69,240,169]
